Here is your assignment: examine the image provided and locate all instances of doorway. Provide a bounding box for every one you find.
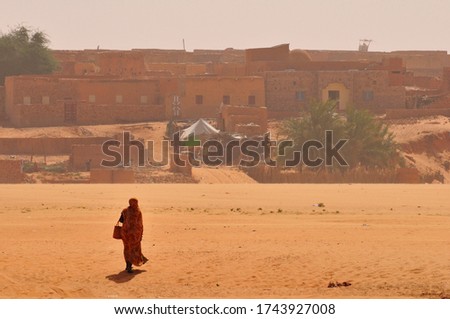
[328,90,340,109]
[64,100,77,124]
[322,83,349,111]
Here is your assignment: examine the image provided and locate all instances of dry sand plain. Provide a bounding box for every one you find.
[0,184,449,299]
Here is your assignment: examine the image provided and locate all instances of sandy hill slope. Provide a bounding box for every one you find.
[388,116,450,183]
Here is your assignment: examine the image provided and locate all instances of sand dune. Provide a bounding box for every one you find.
[0,184,449,298]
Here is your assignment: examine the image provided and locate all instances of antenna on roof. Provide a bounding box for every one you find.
[358,39,372,52]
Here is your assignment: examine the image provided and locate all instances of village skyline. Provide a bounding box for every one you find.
[1,0,450,52]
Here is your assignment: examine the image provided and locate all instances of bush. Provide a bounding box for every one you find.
[42,162,67,173]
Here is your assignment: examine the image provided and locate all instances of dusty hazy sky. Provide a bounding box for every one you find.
[1,0,449,52]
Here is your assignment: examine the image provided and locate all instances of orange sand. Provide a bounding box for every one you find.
[0,184,449,298]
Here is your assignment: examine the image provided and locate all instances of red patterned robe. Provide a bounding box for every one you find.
[120,207,145,266]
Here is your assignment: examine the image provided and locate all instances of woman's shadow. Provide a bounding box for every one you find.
[106,269,146,283]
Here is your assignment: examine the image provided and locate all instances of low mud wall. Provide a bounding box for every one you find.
[0,137,111,155]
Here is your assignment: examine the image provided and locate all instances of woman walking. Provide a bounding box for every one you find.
[119,198,148,273]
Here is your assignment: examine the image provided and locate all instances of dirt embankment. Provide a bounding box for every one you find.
[398,132,450,183]
[385,116,450,183]
[400,132,450,155]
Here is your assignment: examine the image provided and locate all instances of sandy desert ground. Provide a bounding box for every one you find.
[0,184,449,299]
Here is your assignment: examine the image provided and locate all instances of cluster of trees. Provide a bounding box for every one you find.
[281,100,401,170]
[0,26,57,85]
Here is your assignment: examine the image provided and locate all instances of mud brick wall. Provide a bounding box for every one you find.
[90,169,135,183]
[265,71,317,112]
[266,70,406,111]
[211,63,246,76]
[228,115,263,134]
[192,49,242,63]
[15,103,65,127]
[306,50,450,77]
[413,76,442,90]
[0,160,24,183]
[75,104,165,125]
[235,124,262,137]
[71,144,107,171]
[267,110,300,119]
[169,152,192,176]
[112,169,135,183]
[220,105,268,133]
[385,108,450,119]
[425,95,450,109]
[52,48,245,69]
[352,71,406,109]
[146,63,187,75]
[141,49,192,63]
[6,76,163,108]
[443,68,450,93]
[186,64,208,75]
[10,103,165,127]
[5,76,168,127]
[0,86,5,120]
[0,137,111,155]
[5,76,74,108]
[71,143,143,171]
[96,51,146,76]
[365,85,406,109]
[244,165,411,183]
[399,52,450,77]
[89,169,113,183]
[4,76,77,126]
[245,44,290,63]
[245,60,289,75]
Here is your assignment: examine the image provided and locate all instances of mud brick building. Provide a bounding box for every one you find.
[4,76,170,127]
[2,44,450,127]
[176,76,265,119]
[4,74,264,126]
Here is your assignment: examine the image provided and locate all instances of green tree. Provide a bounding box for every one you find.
[280,100,346,169]
[343,107,399,168]
[0,26,57,85]
[281,100,400,169]
[282,99,345,146]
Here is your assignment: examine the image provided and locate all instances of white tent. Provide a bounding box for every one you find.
[180,118,220,140]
